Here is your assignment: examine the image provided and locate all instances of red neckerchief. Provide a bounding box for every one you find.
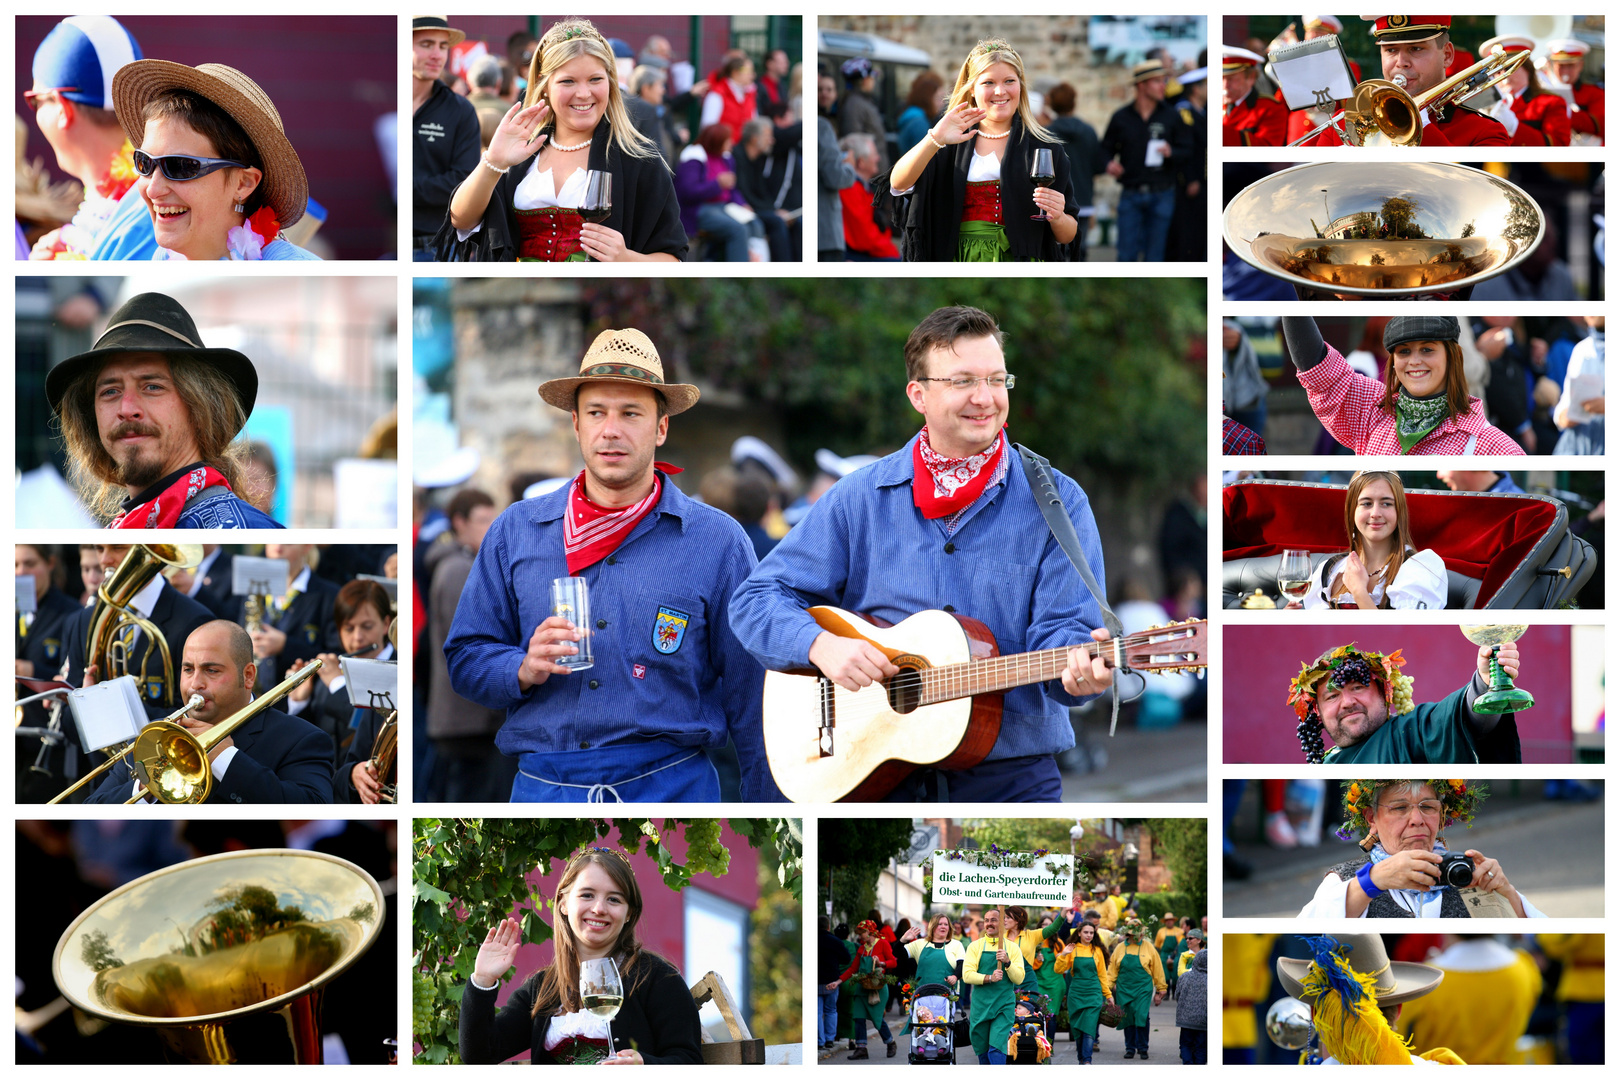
[912,427,1006,520]
[109,465,232,529]
[563,463,683,573]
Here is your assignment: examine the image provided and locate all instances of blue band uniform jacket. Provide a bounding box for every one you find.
[443,478,780,801]
[84,704,335,803]
[229,573,340,687]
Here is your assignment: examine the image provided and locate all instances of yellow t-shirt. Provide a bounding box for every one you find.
[1397,950,1541,1064]
[963,936,1026,987]
[1081,899,1117,929]
[1222,934,1278,1049]
[1537,935,1604,1001]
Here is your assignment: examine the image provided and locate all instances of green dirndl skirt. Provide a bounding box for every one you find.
[956,219,1010,262]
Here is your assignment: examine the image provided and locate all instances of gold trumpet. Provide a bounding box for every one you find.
[45,694,205,804]
[85,544,204,707]
[1288,48,1531,146]
[53,848,384,1063]
[125,659,323,805]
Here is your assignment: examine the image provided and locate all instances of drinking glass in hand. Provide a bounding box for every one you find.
[550,576,595,671]
[580,171,612,224]
[580,956,624,1059]
[1277,549,1314,606]
[1030,148,1055,221]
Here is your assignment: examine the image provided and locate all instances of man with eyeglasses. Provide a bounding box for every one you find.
[25,16,156,260]
[1289,642,1524,765]
[1298,779,1544,920]
[731,305,1114,802]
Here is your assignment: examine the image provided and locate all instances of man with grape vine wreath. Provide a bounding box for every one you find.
[1289,642,1524,764]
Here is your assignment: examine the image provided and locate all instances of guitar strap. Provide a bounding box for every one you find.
[1015,444,1128,735]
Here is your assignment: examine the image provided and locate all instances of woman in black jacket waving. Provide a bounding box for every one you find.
[460,848,703,1065]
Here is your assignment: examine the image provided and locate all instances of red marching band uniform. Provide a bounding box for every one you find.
[1223,47,1289,145]
[1480,34,1571,147]
[1545,37,1603,144]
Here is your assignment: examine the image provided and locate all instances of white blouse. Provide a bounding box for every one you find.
[892,149,1001,197]
[1300,547,1448,610]
[543,1007,611,1051]
[455,163,588,241]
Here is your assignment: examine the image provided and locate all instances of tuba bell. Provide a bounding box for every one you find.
[85,544,204,707]
[53,848,384,1063]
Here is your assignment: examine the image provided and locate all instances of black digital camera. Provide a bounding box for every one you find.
[1437,851,1475,889]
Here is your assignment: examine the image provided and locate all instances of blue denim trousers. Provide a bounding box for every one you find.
[818,987,839,1046]
[1115,187,1174,262]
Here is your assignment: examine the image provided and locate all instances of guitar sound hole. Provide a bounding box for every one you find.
[887,668,923,714]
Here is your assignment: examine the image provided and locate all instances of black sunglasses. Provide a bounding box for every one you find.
[132,149,248,182]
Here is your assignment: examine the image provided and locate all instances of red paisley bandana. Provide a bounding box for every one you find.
[109,465,232,529]
[563,463,683,573]
[912,427,1006,519]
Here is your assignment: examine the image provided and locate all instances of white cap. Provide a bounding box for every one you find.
[731,435,799,489]
[522,477,570,500]
[1303,14,1344,34]
[815,448,880,478]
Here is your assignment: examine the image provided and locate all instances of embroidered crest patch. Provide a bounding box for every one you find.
[653,607,690,654]
[633,663,647,679]
[303,624,320,644]
[143,675,166,701]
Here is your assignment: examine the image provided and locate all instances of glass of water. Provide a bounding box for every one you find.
[550,576,595,671]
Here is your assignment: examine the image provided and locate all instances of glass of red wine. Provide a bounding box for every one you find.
[1030,148,1055,221]
[580,171,612,225]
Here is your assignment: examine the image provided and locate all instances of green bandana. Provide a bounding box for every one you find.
[1394,389,1448,453]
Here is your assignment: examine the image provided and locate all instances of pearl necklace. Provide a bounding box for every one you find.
[975,126,1011,140]
[548,138,591,152]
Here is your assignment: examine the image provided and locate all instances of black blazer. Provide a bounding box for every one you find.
[229,572,340,687]
[899,114,1076,262]
[432,116,688,262]
[334,705,393,803]
[19,587,80,678]
[63,583,215,706]
[459,952,702,1065]
[191,550,238,619]
[85,705,334,804]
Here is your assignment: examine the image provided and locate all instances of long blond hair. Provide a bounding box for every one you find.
[947,39,1057,144]
[524,19,658,161]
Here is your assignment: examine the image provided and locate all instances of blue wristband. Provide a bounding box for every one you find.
[1356,861,1384,898]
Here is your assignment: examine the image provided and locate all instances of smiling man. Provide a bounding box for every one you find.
[411,16,479,258]
[444,328,775,803]
[731,306,1114,802]
[47,292,282,528]
[84,619,334,804]
[1289,642,1524,765]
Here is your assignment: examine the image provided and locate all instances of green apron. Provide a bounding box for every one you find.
[905,943,958,1034]
[1160,932,1184,985]
[1066,945,1109,1038]
[846,953,887,1025]
[1034,943,1066,1015]
[968,942,1017,1056]
[1115,945,1154,1028]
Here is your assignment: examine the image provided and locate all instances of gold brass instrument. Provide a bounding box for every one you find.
[244,592,268,634]
[53,848,384,1063]
[1222,161,1546,297]
[85,544,204,707]
[125,659,322,805]
[45,694,205,804]
[1287,48,1532,146]
[368,711,399,804]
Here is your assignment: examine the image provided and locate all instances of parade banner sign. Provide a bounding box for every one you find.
[931,850,1075,906]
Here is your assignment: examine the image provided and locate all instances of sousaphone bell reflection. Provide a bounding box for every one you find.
[52,849,384,1063]
[1223,161,1545,297]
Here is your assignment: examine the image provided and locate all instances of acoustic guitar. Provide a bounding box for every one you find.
[762,607,1207,803]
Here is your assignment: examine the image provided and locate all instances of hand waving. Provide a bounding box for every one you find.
[931,101,988,145]
[473,917,522,986]
[487,100,553,169]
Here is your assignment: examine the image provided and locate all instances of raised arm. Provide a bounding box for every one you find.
[449,100,551,231]
[889,101,983,192]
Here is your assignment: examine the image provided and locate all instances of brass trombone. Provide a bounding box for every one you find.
[1288,48,1532,146]
[126,659,323,804]
[45,693,205,804]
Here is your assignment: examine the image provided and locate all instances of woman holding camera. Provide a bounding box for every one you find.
[1298,779,1545,918]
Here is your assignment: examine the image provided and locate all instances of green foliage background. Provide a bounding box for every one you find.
[1142,817,1209,914]
[412,818,801,1064]
[818,818,915,925]
[582,278,1206,497]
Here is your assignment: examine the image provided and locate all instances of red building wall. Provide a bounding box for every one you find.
[18,16,395,259]
[1223,624,1575,763]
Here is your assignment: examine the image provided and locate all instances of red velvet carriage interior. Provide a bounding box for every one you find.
[1222,480,1584,609]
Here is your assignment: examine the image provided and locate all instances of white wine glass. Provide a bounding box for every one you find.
[580,956,623,1062]
[1277,549,1313,607]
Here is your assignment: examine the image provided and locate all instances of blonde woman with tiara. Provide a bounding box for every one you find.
[441,19,685,261]
[1287,471,1448,610]
[886,38,1079,261]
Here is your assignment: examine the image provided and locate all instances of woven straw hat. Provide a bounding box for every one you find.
[412,17,466,47]
[1277,934,1443,1007]
[538,329,700,415]
[111,60,308,229]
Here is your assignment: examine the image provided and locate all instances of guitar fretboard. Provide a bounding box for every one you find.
[915,641,1110,705]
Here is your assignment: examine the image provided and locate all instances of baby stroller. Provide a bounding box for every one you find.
[907,983,958,1064]
[1007,989,1054,1064]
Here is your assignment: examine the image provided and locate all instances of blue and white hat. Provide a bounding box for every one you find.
[32,16,142,109]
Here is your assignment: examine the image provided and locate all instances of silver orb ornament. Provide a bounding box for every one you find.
[1266,996,1315,1050]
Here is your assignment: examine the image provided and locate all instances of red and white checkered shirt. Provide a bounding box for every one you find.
[1297,346,1527,456]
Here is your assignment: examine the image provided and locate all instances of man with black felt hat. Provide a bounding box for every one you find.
[46,291,282,528]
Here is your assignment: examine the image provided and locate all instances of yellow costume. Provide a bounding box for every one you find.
[1082,899,1117,929]
[1396,945,1540,1064]
[1153,926,1183,951]
[1222,933,1276,1050]
[1537,934,1604,1001]
[1177,948,1199,978]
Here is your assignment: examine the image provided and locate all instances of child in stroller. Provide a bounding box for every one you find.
[1006,989,1054,1064]
[907,983,959,1064]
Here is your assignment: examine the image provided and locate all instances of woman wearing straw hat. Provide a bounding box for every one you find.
[110,60,319,261]
[885,38,1078,262]
[442,19,686,262]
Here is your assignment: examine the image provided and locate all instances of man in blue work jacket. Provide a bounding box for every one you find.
[444,328,777,802]
[730,305,1114,802]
